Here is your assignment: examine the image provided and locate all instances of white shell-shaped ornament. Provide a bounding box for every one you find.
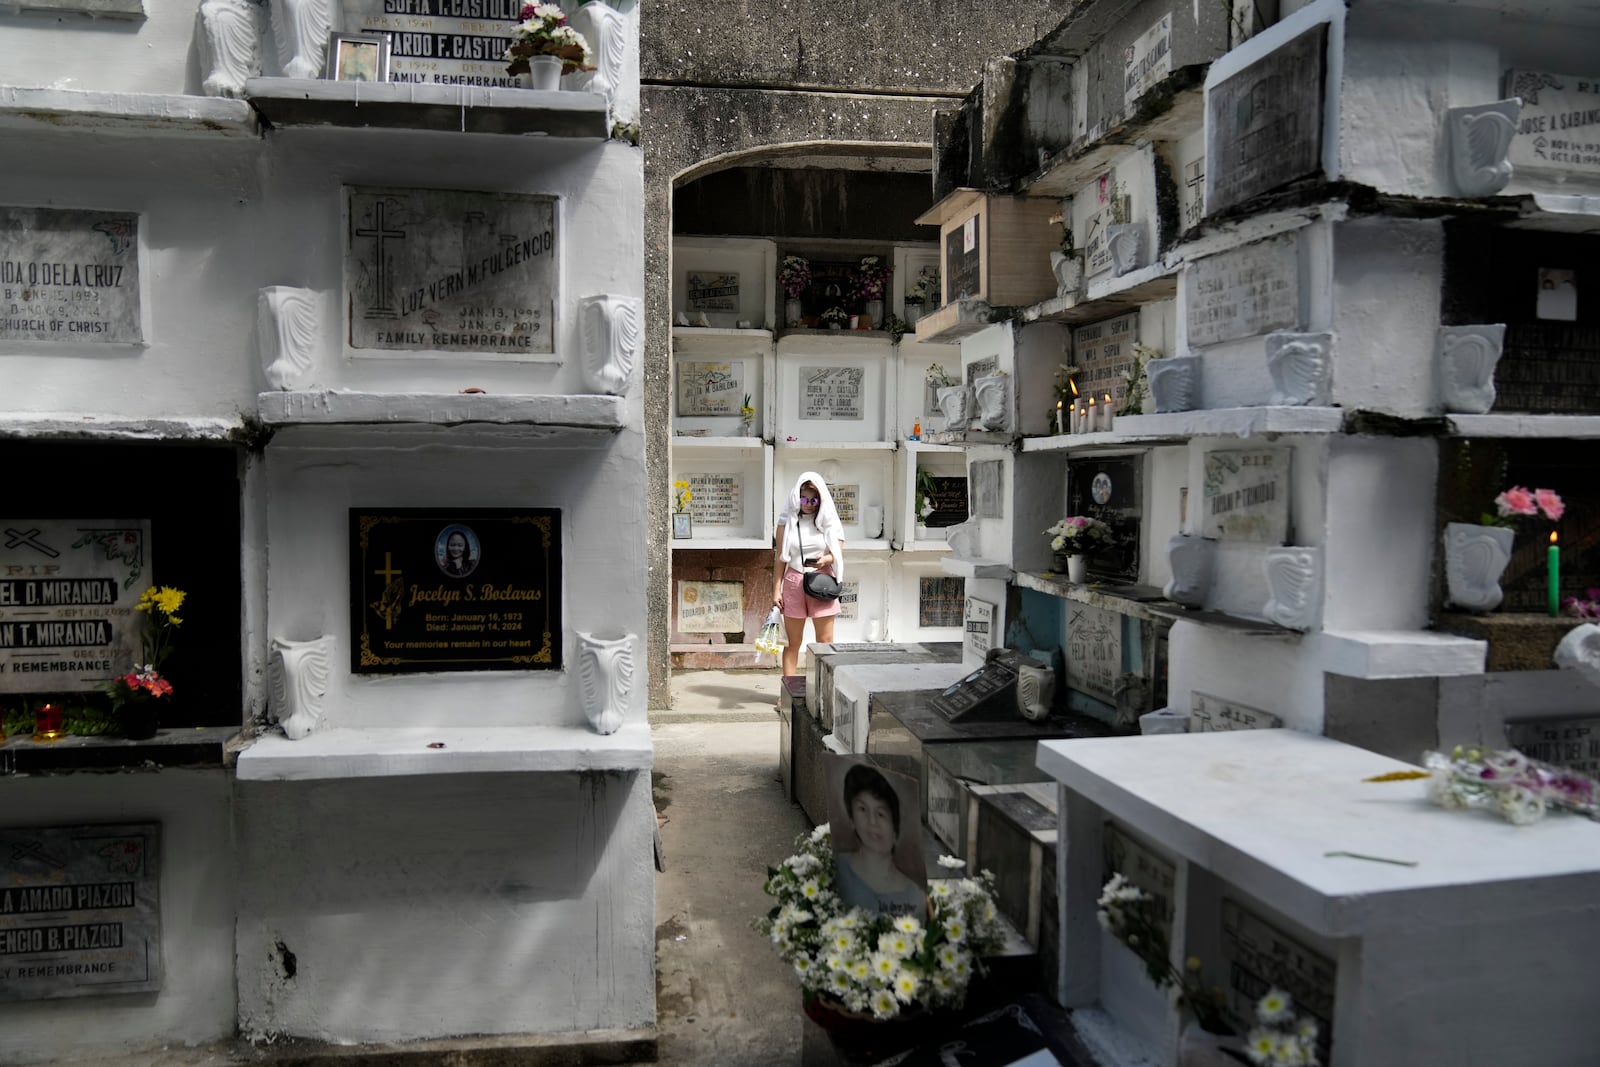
[269,636,333,740]
[577,632,636,735]
[579,294,641,395]
[1266,332,1333,406]
[1443,522,1514,613]
[1438,324,1505,415]
[1262,547,1323,630]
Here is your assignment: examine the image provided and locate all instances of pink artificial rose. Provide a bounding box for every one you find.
[1535,488,1565,521]
[1495,486,1537,517]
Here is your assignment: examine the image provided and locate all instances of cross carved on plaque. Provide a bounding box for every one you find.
[372,551,405,630]
[355,200,406,319]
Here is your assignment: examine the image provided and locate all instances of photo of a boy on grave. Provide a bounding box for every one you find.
[435,524,481,578]
[825,757,929,915]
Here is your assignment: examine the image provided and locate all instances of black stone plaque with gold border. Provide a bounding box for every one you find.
[350,508,560,674]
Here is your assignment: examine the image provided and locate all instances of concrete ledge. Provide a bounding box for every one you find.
[244,78,609,140]
[0,86,258,138]
[259,391,624,431]
[1115,405,1345,439]
[0,413,243,442]
[72,1026,657,1065]
[235,723,653,781]
[1318,628,1487,679]
[940,556,1014,580]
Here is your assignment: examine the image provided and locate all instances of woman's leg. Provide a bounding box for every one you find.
[782,614,807,676]
[813,614,836,644]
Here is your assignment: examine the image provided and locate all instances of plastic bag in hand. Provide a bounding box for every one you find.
[753,608,785,657]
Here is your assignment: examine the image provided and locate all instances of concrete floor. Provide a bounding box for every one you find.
[648,715,809,1065]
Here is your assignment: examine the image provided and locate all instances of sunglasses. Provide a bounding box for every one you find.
[799,496,820,505]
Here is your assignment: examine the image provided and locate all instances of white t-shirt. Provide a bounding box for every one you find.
[789,515,824,572]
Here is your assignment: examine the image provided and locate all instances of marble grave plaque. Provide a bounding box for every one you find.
[799,366,865,420]
[972,460,1003,519]
[1506,716,1600,776]
[1220,898,1335,1058]
[0,823,161,1001]
[832,484,859,525]
[1103,823,1176,939]
[964,596,995,659]
[1,208,141,344]
[1185,233,1300,347]
[1202,448,1289,543]
[0,519,151,694]
[677,361,746,417]
[1123,13,1172,111]
[1066,602,1121,703]
[341,0,523,87]
[686,473,742,527]
[677,581,743,633]
[919,576,965,628]
[1191,691,1282,732]
[1506,71,1600,179]
[1206,24,1328,214]
[686,272,740,312]
[346,187,555,357]
[837,579,859,620]
[1072,312,1139,406]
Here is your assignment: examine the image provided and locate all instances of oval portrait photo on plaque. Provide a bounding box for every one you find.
[351,508,560,674]
[435,524,482,578]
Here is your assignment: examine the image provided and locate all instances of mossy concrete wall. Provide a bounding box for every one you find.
[642,2,1074,708]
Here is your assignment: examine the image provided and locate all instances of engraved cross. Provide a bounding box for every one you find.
[355,200,406,318]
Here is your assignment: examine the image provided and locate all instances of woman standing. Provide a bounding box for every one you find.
[772,470,845,678]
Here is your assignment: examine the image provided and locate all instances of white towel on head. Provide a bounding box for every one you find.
[778,469,845,582]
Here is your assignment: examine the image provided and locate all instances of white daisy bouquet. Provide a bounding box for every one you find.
[1099,874,1323,1065]
[757,824,1006,1020]
[504,2,594,76]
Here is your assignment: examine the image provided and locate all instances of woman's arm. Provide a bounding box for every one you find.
[772,523,787,607]
[816,534,842,570]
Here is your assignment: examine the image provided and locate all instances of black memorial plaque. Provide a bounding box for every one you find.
[945,213,982,302]
[924,476,969,529]
[1496,322,1600,414]
[929,651,1019,723]
[351,508,560,674]
[1066,454,1142,583]
[1206,24,1327,214]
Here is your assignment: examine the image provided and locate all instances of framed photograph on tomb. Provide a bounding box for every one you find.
[1065,454,1142,583]
[326,32,391,83]
[672,512,692,539]
[350,508,561,674]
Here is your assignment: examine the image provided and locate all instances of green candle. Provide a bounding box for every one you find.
[1549,531,1560,616]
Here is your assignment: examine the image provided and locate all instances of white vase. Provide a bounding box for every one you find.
[1164,534,1215,608]
[937,385,972,426]
[1444,522,1514,613]
[1016,661,1055,721]
[903,303,922,326]
[785,297,803,327]
[523,54,562,90]
[864,299,883,329]
[974,374,1010,431]
[576,631,635,735]
[1067,555,1088,583]
[269,636,333,741]
[578,293,640,396]
[1149,355,1201,414]
[1049,250,1083,298]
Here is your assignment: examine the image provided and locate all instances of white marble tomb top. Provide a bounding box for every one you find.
[1037,730,1600,939]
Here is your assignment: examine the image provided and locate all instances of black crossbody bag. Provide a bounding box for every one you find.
[798,523,841,601]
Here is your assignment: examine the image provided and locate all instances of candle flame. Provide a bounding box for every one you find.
[1069,379,1079,397]
[1103,392,1112,403]
[1087,397,1096,406]
[1057,399,1063,409]
[1552,531,1559,545]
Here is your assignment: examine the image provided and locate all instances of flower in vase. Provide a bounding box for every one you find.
[850,256,891,303]
[779,255,812,300]
[504,2,593,76]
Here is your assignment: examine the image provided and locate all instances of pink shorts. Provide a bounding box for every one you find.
[781,567,840,619]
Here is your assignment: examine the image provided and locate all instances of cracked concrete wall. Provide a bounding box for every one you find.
[642,2,1077,709]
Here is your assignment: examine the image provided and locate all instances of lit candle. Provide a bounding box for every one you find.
[1056,400,1063,435]
[1086,396,1097,432]
[1549,531,1560,616]
[1102,392,1114,432]
[33,702,64,743]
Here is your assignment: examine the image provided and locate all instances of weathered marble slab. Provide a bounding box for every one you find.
[1,207,141,345]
